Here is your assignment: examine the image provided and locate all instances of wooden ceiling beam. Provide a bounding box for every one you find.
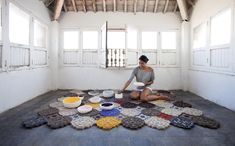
[176,0,189,21]
[103,0,106,12]
[134,0,137,14]
[174,1,178,12]
[82,0,87,12]
[163,0,169,13]
[124,0,127,12]
[45,0,55,7]
[144,0,148,13]
[63,3,67,12]
[113,0,116,12]
[71,0,77,12]
[153,0,159,13]
[93,0,96,12]
[53,0,64,20]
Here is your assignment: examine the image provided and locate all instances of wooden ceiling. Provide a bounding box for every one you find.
[41,0,197,21]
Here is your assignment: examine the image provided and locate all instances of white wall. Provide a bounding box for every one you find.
[189,0,235,111]
[0,0,52,113]
[58,12,183,90]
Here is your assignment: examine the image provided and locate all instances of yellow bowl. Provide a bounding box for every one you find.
[63,97,81,108]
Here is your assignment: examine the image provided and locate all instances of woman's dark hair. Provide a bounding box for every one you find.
[139,55,149,63]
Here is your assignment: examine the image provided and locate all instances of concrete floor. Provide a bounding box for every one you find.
[0,90,235,146]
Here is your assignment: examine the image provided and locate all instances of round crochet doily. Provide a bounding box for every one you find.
[120,108,141,117]
[22,115,47,128]
[183,107,203,116]
[69,113,81,120]
[170,116,194,129]
[122,117,144,130]
[173,101,192,108]
[100,109,120,116]
[79,109,99,117]
[38,108,59,116]
[136,113,150,120]
[161,108,183,116]
[71,117,96,130]
[85,103,100,108]
[192,116,220,129]
[96,117,121,130]
[150,100,173,108]
[49,102,63,108]
[58,108,78,116]
[46,113,71,129]
[141,108,161,116]
[121,102,138,108]
[145,117,170,130]
[158,113,174,120]
[138,102,156,108]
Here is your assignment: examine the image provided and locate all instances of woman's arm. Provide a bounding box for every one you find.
[121,80,131,92]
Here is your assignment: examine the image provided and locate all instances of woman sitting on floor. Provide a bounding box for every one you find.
[121,55,171,102]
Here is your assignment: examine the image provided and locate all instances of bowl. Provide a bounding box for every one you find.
[100,102,114,110]
[63,97,82,108]
[88,90,100,96]
[115,93,123,99]
[89,96,102,103]
[77,105,92,114]
[133,82,145,87]
[103,90,114,98]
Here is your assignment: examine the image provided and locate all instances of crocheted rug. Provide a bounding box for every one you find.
[170,116,194,129]
[100,109,120,116]
[71,117,96,130]
[46,113,71,129]
[120,108,141,117]
[173,100,192,108]
[121,102,138,108]
[23,90,220,131]
[138,102,156,108]
[22,115,47,129]
[122,117,145,130]
[96,117,121,130]
[38,108,59,116]
[141,108,161,116]
[145,117,170,130]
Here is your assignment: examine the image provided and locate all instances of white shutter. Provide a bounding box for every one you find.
[100,21,108,68]
[126,25,138,68]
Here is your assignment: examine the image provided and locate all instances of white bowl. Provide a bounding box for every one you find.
[115,93,123,99]
[77,105,92,114]
[133,82,145,87]
[88,91,100,96]
[89,96,102,103]
[103,90,114,98]
[100,102,114,110]
[63,97,82,108]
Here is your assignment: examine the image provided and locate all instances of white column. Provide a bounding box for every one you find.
[50,21,59,90]
[181,21,190,91]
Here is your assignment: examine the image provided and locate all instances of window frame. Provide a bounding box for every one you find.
[190,6,235,75]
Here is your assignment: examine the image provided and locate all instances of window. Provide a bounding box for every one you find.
[82,31,98,49]
[161,32,177,50]
[193,23,207,49]
[34,19,46,48]
[107,31,125,49]
[210,8,231,46]
[107,31,125,67]
[63,31,79,49]
[9,3,30,45]
[127,30,137,49]
[0,1,2,41]
[142,32,157,49]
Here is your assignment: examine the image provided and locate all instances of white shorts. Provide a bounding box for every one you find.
[135,86,152,92]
